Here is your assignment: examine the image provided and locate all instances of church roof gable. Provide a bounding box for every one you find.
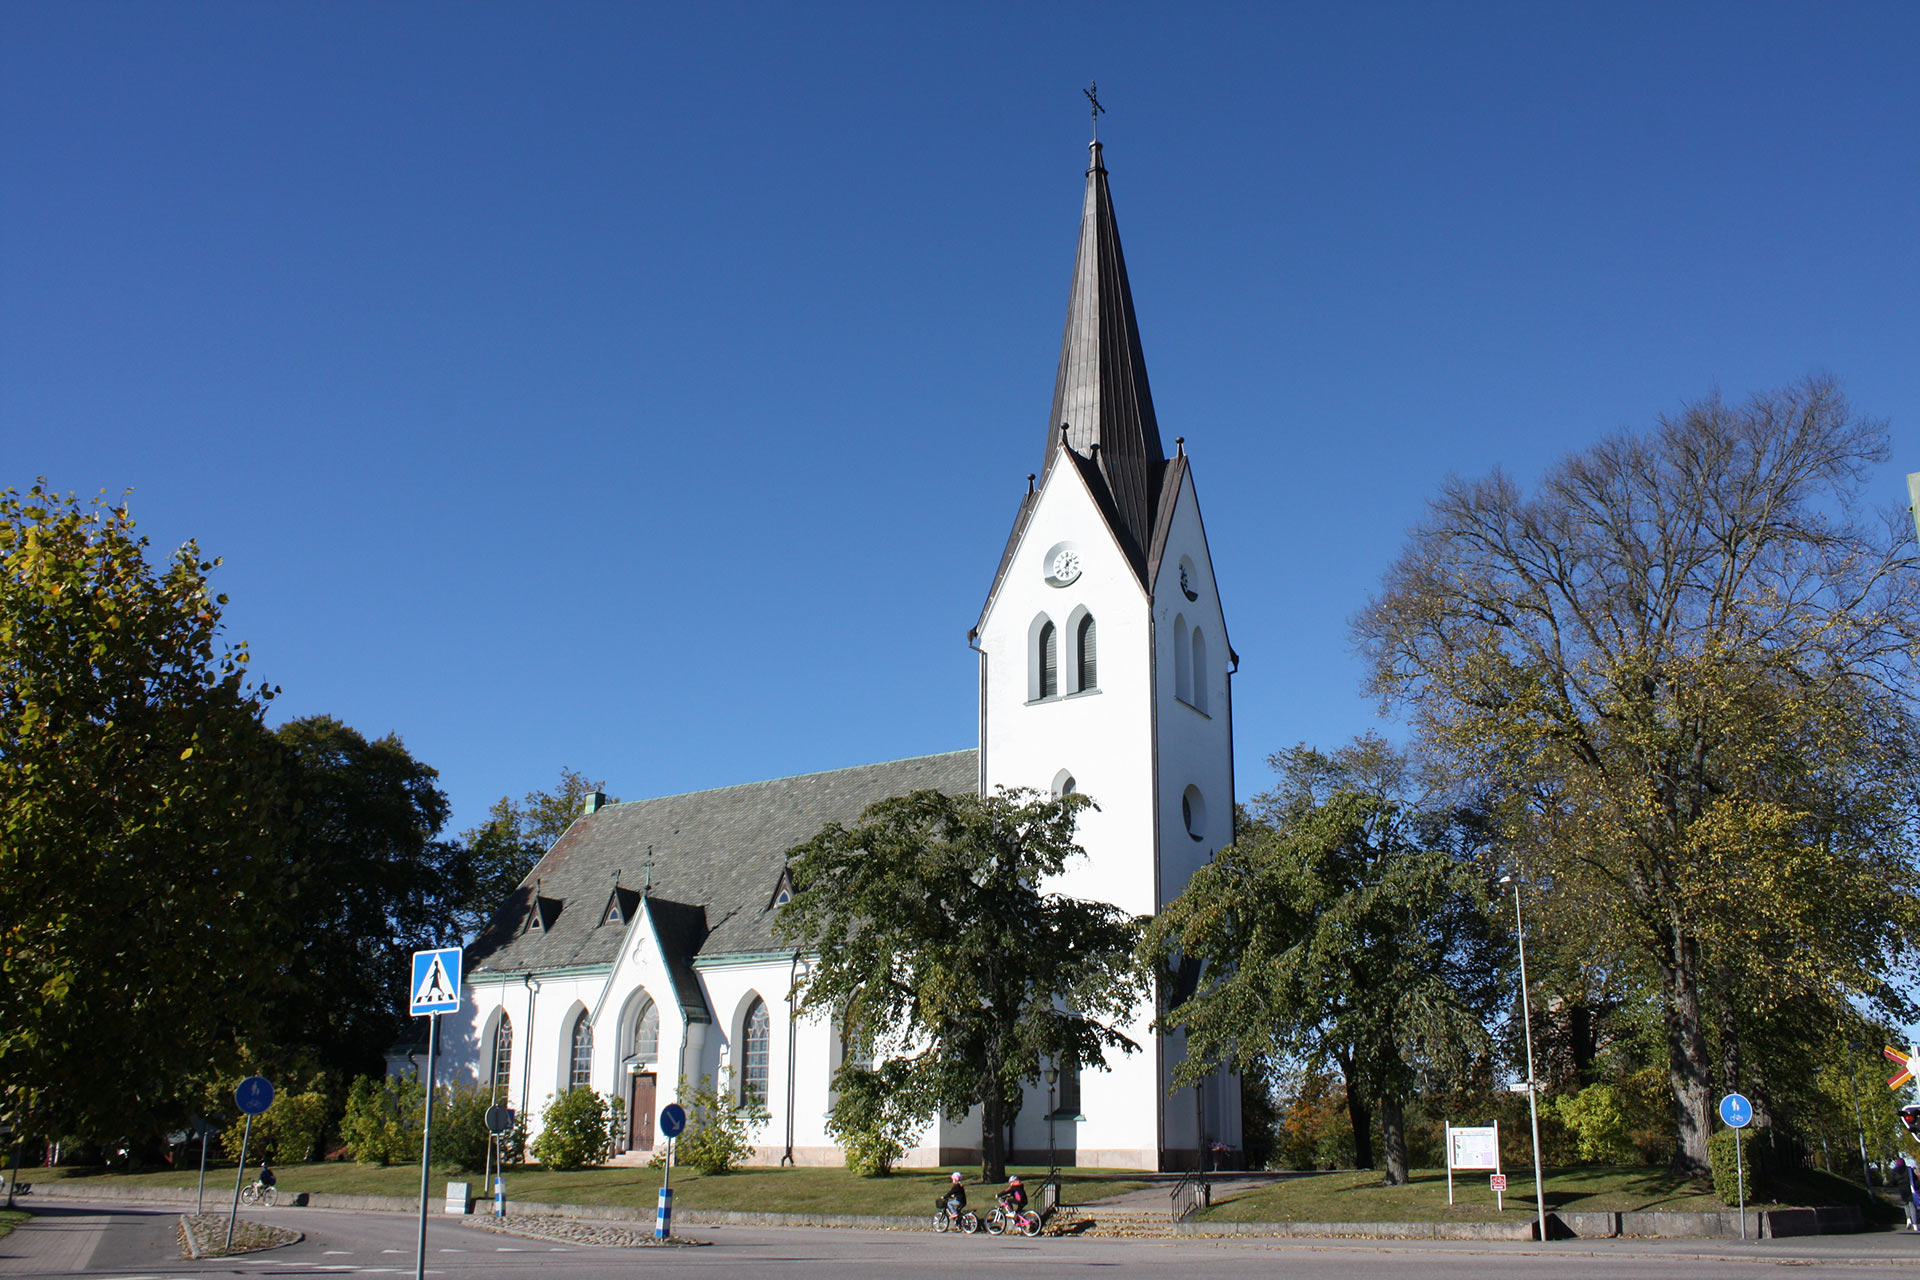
[467,749,981,977]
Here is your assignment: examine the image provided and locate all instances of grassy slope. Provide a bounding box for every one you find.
[0,1208,25,1240]
[1200,1165,1892,1225]
[28,1162,1150,1218]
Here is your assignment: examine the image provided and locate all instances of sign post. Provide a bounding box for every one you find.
[1720,1092,1753,1241]
[409,947,462,1280]
[484,1105,514,1218]
[657,1103,686,1240]
[1444,1123,1500,1206]
[227,1077,274,1251]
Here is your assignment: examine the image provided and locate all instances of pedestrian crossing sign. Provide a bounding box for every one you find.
[410,947,462,1015]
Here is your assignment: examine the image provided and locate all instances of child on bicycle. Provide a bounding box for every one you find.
[258,1162,276,1190]
[936,1171,967,1219]
[997,1174,1026,1216]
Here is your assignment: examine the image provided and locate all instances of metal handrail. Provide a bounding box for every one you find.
[1169,1169,1208,1222]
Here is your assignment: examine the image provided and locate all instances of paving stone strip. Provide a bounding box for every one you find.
[177,1212,303,1258]
[461,1213,706,1248]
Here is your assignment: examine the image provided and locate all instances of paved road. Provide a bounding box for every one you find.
[7,1200,1920,1278]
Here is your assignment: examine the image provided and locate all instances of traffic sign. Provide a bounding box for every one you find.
[235,1076,275,1116]
[1489,1173,1508,1191]
[659,1103,687,1139]
[485,1105,516,1137]
[409,947,463,1016]
[1718,1093,1752,1128]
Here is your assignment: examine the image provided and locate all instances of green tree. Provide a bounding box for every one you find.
[451,768,607,939]
[1354,378,1920,1175]
[1142,737,1505,1185]
[268,715,465,1080]
[0,485,287,1141]
[673,1072,766,1175]
[777,787,1145,1182]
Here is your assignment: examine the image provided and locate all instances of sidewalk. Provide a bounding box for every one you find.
[0,1204,109,1275]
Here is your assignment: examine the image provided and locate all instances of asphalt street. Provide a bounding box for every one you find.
[6,1200,1920,1279]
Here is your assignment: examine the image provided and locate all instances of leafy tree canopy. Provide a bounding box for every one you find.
[1143,735,1505,1184]
[452,767,607,940]
[776,787,1145,1181]
[266,715,464,1080]
[1354,377,1920,1174]
[0,484,286,1139]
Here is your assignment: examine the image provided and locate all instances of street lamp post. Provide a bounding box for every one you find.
[1044,1066,1059,1179]
[1501,875,1549,1243]
[1846,1040,1874,1192]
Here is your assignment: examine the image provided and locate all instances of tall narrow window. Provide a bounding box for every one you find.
[568,1011,593,1092]
[632,997,659,1065]
[1190,627,1209,713]
[490,1014,513,1094]
[742,997,771,1105]
[1173,613,1192,703]
[1075,614,1098,691]
[1038,621,1059,698]
[1056,1063,1082,1117]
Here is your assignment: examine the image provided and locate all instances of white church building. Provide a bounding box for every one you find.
[446,138,1241,1170]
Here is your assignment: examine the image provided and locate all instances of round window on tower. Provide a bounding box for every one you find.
[1181,785,1206,842]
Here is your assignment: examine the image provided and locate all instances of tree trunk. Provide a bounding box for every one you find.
[1379,1094,1408,1185]
[980,1089,1006,1182]
[1663,933,1712,1178]
[1344,1079,1374,1169]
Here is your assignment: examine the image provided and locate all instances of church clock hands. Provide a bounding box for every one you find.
[1048,547,1082,586]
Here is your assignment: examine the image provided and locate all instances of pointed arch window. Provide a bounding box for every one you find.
[1039,621,1059,698]
[1173,613,1192,703]
[568,1011,593,1092]
[1075,614,1098,692]
[742,997,771,1106]
[490,1013,514,1094]
[632,997,659,1065]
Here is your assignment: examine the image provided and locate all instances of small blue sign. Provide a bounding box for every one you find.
[409,947,463,1015]
[1719,1093,1753,1129]
[235,1076,275,1116]
[659,1103,687,1139]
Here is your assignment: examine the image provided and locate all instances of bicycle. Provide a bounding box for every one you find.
[984,1202,1042,1236]
[239,1180,278,1207]
[930,1202,979,1233]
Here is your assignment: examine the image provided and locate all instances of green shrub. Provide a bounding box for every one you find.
[341,1075,427,1166]
[1709,1127,1756,1204]
[825,1064,924,1176]
[675,1072,766,1175]
[1549,1084,1639,1164]
[219,1088,330,1166]
[530,1089,612,1171]
[439,1081,525,1172]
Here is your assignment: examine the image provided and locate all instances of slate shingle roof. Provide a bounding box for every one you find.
[466,750,981,979]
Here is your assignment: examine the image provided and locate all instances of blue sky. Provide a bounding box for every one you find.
[5,2,1917,836]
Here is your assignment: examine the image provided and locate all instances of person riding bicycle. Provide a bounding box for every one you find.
[936,1171,967,1219]
[258,1162,276,1189]
[997,1174,1026,1216]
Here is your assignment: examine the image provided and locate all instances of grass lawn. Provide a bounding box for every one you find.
[1200,1165,1888,1225]
[28,1161,1151,1218]
[0,1208,25,1240]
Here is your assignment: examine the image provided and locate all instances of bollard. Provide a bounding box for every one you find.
[493,1175,505,1218]
[656,1186,673,1240]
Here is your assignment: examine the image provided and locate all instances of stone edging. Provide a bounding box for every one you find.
[18,1181,1868,1240]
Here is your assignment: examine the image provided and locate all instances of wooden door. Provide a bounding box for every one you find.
[630,1073,657,1150]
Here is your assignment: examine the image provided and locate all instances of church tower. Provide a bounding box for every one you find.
[970,139,1238,1169]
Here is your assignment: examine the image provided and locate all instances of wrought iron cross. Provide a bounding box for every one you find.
[1084,80,1106,139]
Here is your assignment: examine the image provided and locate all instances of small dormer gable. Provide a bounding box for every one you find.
[601,883,642,928]
[769,866,794,911]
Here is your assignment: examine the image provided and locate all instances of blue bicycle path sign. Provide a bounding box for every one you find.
[409,947,462,1016]
[235,1076,274,1116]
[1719,1093,1753,1128]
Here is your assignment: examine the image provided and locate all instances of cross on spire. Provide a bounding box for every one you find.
[1084,80,1106,140]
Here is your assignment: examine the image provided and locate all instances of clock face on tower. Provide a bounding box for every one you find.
[1043,543,1083,587]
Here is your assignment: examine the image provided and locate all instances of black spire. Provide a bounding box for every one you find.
[1041,139,1167,569]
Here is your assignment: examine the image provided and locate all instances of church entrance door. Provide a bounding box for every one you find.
[629,1073,656,1149]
